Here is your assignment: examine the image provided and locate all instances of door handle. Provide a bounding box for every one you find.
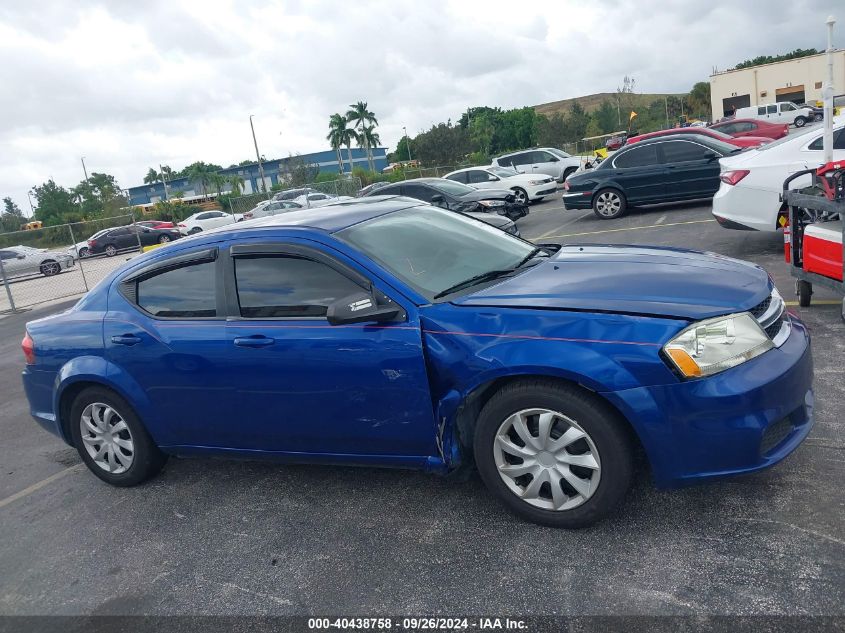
[234,336,275,348]
[111,334,141,346]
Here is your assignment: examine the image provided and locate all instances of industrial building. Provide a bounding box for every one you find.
[709,49,845,118]
[127,147,388,206]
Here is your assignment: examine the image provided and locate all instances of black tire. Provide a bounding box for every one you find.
[158,234,171,244]
[39,260,60,276]
[512,187,529,206]
[69,386,168,487]
[473,379,634,528]
[78,247,89,259]
[797,280,812,307]
[814,113,823,122]
[592,188,627,220]
[562,167,577,182]
[189,227,202,234]
[104,244,117,257]
[794,116,807,128]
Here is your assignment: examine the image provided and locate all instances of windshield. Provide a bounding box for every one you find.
[547,148,572,159]
[337,206,535,301]
[428,179,476,196]
[488,166,519,178]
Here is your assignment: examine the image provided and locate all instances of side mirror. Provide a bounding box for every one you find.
[142,227,151,232]
[326,292,401,326]
[704,151,719,161]
[430,194,445,205]
[16,254,25,260]
[488,175,499,181]
[548,156,559,162]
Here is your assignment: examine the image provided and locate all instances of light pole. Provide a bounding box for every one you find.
[80,156,90,183]
[403,126,413,163]
[823,15,836,164]
[249,115,269,199]
[26,191,35,216]
[159,164,170,201]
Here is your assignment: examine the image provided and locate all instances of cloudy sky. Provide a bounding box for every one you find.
[0,0,840,213]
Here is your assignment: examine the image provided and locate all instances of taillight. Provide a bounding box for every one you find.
[564,181,570,191]
[22,332,35,365]
[244,212,253,219]
[178,223,186,228]
[87,240,96,247]
[720,169,750,186]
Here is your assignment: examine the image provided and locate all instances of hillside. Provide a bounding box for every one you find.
[534,92,684,117]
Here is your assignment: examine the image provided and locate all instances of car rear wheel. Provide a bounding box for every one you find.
[814,113,823,122]
[158,234,171,244]
[474,379,633,528]
[40,260,60,276]
[592,189,627,219]
[105,244,117,257]
[70,386,168,487]
[562,167,577,182]
[512,187,528,205]
[78,247,89,258]
[189,227,202,234]
[794,116,807,128]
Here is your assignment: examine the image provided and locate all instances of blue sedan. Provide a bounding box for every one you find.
[20,196,814,527]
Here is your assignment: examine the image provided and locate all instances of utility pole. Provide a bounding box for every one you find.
[403,126,413,163]
[664,97,669,128]
[250,115,270,199]
[80,156,90,183]
[26,191,35,216]
[823,15,836,164]
[159,164,170,201]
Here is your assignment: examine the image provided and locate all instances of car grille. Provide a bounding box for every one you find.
[750,291,787,346]
[760,417,793,455]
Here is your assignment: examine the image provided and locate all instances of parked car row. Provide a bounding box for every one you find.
[0,245,76,279]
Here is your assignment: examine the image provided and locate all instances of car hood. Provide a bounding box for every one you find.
[453,244,770,320]
[504,173,554,184]
[458,188,514,202]
[464,211,511,227]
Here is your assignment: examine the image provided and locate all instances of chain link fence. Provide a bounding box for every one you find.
[226,177,363,216]
[0,214,144,313]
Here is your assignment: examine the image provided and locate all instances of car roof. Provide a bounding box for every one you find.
[448,166,492,174]
[229,196,422,233]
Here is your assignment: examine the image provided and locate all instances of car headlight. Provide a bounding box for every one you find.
[478,200,505,208]
[528,180,543,185]
[663,312,773,379]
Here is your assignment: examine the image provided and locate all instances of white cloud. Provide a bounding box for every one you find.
[0,0,840,212]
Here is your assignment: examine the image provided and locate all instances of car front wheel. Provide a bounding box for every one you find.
[40,260,60,276]
[794,116,807,128]
[69,386,168,486]
[189,227,202,234]
[158,234,171,244]
[474,379,633,528]
[592,188,627,219]
[78,247,89,258]
[512,187,529,205]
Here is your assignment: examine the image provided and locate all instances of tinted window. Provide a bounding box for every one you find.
[375,184,401,196]
[807,129,845,150]
[757,107,766,115]
[0,250,15,260]
[735,122,755,132]
[196,212,213,220]
[716,123,736,134]
[446,171,468,184]
[661,140,712,162]
[533,151,556,162]
[110,227,129,236]
[234,256,362,318]
[782,102,797,111]
[137,261,217,318]
[402,184,436,202]
[613,144,660,168]
[766,105,777,114]
[507,152,531,167]
[467,170,493,184]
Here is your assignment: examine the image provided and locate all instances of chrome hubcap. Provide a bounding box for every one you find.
[79,403,134,474]
[106,246,116,255]
[514,189,527,204]
[43,263,59,274]
[596,192,621,216]
[494,408,601,511]
[160,235,170,243]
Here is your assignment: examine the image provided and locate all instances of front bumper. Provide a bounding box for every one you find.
[603,315,814,487]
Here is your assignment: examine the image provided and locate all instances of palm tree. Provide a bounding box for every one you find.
[187,164,212,197]
[346,102,378,172]
[326,113,347,174]
[208,173,227,197]
[227,175,245,197]
[143,168,159,185]
[360,124,381,172]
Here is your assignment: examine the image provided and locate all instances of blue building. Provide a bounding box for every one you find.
[128,147,388,206]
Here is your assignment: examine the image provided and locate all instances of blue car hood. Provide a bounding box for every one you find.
[453,244,771,320]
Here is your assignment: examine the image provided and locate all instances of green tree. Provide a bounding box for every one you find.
[227,175,245,197]
[687,82,712,119]
[594,100,618,134]
[31,180,78,226]
[208,173,227,197]
[1,197,25,232]
[566,101,590,141]
[359,124,380,171]
[392,135,415,164]
[469,113,495,156]
[326,113,348,173]
[186,163,213,196]
[143,168,160,185]
[413,122,469,166]
[346,101,379,172]
[735,48,817,70]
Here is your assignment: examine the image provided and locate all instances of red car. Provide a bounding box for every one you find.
[137,220,175,229]
[605,135,626,150]
[709,118,790,140]
[626,127,772,148]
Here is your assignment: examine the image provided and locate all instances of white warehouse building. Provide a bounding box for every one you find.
[709,49,845,118]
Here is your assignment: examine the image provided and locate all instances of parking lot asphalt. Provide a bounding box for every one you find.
[0,197,843,616]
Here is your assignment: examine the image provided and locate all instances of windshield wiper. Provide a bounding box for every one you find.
[513,247,547,268]
[433,269,518,299]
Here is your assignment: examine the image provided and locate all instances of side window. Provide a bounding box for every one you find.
[613,144,660,168]
[467,170,491,184]
[234,256,363,318]
[0,250,15,260]
[757,107,766,115]
[447,171,467,184]
[781,102,796,111]
[508,153,530,167]
[766,105,777,114]
[402,184,435,202]
[377,184,401,196]
[196,212,212,220]
[661,141,712,163]
[807,129,845,150]
[111,227,129,236]
[736,122,755,132]
[718,123,736,134]
[137,261,217,318]
[535,151,556,162]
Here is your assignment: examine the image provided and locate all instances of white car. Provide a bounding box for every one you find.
[735,102,816,128]
[243,200,303,220]
[0,245,75,278]
[178,210,241,235]
[443,166,557,204]
[491,147,582,183]
[712,120,845,232]
[291,193,353,208]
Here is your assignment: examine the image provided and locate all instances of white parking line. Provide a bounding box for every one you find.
[656,214,667,225]
[532,211,593,240]
[539,218,716,240]
[0,464,84,510]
